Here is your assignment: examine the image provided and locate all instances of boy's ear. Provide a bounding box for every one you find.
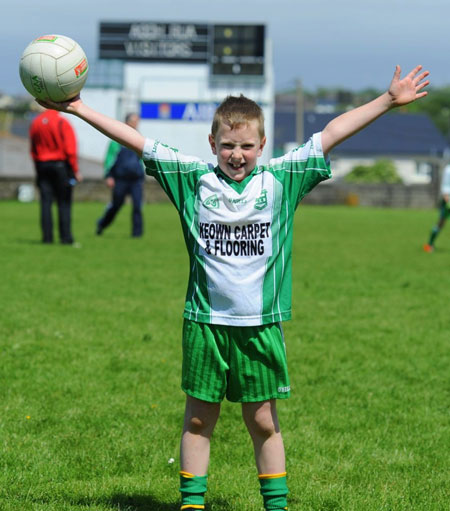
[257,136,267,157]
[208,134,217,155]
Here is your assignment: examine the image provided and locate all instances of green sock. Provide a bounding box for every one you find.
[259,473,289,510]
[429,226,440,245]
[179,471,207,510]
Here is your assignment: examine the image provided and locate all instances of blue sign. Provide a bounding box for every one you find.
[140,102,219,122]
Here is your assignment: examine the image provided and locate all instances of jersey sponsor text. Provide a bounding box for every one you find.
[200,221,271,257]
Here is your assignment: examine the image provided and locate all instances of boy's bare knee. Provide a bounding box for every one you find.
[184,397,220,434]
[186,415,210,434]
[243,401,280,439]
[249,416,278,439]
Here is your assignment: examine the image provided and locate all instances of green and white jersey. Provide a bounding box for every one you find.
[142,133,331,326]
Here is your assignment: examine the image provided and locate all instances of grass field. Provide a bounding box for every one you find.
[0,200,449,511]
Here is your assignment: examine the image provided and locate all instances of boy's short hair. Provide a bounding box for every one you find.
[211,95,265,138]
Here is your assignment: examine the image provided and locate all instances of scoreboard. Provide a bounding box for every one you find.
[99,22,265,77]
[211,25,265,76]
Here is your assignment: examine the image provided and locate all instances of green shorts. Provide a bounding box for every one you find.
[181,319,290,403]
[439,198,450,220]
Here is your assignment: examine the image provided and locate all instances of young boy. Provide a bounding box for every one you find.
[39,64,429,510]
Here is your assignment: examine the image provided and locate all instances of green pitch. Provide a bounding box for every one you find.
[0,200,448,511]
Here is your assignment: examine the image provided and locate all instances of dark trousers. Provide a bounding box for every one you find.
[35,161,74,244]
[98,178,144,236]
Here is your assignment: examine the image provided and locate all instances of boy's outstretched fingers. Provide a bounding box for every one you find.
[389,64,430,106]
[407,64,423,76]
[414,68,430,98]
[36,99,53,110]
[408,64,430,85]
[393,64,402,79]
[35,94,81,112]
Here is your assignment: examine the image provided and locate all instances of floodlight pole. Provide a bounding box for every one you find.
[296,79,304,145]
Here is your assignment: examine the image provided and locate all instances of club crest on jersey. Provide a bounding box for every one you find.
[203,194,220,209]
[254,189,268,210]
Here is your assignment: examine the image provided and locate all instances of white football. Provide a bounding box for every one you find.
[19,34,89,102]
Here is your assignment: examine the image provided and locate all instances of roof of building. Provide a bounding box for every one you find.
[274,110,449,157]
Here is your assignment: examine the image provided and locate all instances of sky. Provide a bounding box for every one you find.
[3,0,450,96]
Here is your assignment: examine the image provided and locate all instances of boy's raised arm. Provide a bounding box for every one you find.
[321,65,429,156]
[37,96,146,156]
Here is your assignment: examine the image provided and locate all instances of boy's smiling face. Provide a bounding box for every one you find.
[209,120,266,182]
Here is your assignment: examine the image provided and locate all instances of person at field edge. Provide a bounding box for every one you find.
[424,164,450,252]
[29,107,82,244]
[38,64,429,511]
[96,113,145,237]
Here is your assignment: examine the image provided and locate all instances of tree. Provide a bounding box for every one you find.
[406,87,450,139]
[344,159,402,183]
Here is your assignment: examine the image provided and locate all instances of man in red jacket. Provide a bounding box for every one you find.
[30,108,82,244]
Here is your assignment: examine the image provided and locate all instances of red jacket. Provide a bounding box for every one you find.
[30,110,79,175]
